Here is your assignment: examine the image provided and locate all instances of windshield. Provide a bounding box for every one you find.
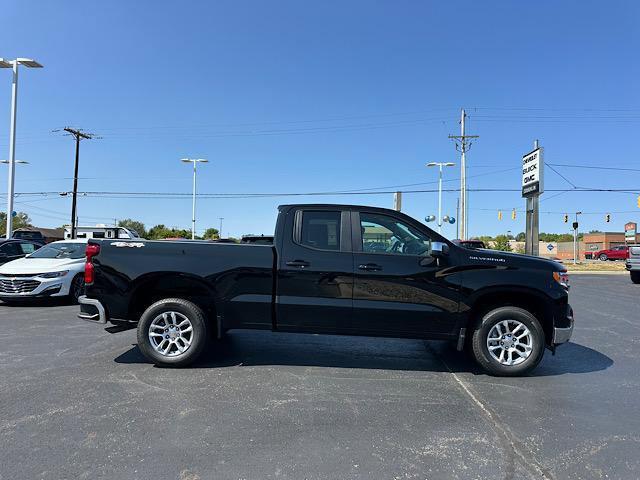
[27,243,85,260]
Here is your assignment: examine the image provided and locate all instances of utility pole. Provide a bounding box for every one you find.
[219,217,224,239]
[63,128,94,239]
[449,109,479,240]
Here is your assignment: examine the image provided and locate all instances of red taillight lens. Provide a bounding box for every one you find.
[86,244,100,259]
[84,262,95,284]
[85,244,100,284]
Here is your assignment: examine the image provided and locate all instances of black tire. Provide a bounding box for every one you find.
[69,274,85,304]
[631,272,640,284]
[471,306,545,376]
[137,298,208,367]
[599,254,608,261]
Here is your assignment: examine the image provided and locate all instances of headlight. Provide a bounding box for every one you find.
[38,271,69,278]
[553,271,570,289]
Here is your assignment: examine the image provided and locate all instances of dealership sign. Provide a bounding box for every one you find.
[522,147,544,197]
[625,222,637,241]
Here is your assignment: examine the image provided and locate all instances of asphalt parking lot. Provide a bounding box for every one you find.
[1,274,638,480]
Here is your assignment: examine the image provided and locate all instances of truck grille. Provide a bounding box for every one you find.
[0,279,41,294]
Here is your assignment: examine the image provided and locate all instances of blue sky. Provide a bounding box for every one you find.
[1,0,638,239]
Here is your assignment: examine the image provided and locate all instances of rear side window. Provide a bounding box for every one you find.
[299,211,341,251]
[18,243,36,254]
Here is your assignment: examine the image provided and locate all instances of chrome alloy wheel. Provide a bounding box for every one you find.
[148,311,193,357]
[486,319,533,366]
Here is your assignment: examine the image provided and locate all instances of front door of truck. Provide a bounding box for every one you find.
[351,211,460,337]
[276,208,353,333]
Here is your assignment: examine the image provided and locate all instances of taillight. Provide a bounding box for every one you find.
[85,244,100,284]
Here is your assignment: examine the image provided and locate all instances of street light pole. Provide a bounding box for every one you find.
[181,158,208,240]
[0,58,42,238]
[219,217,224,239]
[427,162,455,233]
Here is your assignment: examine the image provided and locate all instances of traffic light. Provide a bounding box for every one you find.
[605,214,610,223]
[498,210,503,220]
[511,209,516,220]
[563,214,568,223]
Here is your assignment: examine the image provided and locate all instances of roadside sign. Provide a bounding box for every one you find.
[625,222,637,242]
[522,147,544,197]
[547,243,554,251]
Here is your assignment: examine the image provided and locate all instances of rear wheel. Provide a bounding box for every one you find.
[631,271,640,284]
[599,254,608,261]
[137,298,208,367]
[471,306,545,376]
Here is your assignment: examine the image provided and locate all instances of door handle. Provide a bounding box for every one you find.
[358,263,382,271]
[286,260,310,268]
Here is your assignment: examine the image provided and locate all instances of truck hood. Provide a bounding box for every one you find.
[0,257,85,275]
[461,248,565,272]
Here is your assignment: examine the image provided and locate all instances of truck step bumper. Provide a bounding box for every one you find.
[78,295,107,324]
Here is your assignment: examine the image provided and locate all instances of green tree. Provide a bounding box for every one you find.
[492,234,512,252]
[477,235,494,245]
[203,227,220,240]
[0,211,33,236]
[118,218,147,238]
[515,232,526,241]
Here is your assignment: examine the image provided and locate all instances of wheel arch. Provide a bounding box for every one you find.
[466,286,555,345]
[128,272,220,333]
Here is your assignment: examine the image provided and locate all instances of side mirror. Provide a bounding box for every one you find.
[431,241,449,257]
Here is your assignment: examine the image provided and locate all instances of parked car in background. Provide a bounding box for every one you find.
[452,239,486,249]
[12,227,64,244]
[0,239,87,304]
[626,245,640,284]
[240,235,274,245]
[0,238,44,265]
[593,245,629,261]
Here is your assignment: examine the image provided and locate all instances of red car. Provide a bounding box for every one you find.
[593,245,629,261]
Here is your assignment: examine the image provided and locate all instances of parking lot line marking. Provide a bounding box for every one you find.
[424,341,555,480]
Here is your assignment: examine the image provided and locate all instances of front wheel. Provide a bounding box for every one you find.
[137,298,209,367]
[631,271,640,284]
[471,306,545,376]
[69,274,85,304]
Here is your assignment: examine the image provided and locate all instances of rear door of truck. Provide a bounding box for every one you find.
[276,207,353,333]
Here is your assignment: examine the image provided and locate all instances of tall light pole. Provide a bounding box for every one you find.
[427,162,455,233]
[181,158,208,240]
[219,217,224,239]
[0,58,43,238]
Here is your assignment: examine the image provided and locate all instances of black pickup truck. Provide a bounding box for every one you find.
[79,204,573,376]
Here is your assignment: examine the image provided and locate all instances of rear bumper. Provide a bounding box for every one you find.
[553,304,574,345]
[78,295,107,324]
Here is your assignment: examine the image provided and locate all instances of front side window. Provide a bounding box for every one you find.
[360,213,431,256]
[300,211,341,251]
[0,242,20,256]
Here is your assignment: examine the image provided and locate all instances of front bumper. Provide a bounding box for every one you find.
[553,305,574,345]
[78,295,107,324]
[0,275,70,299]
